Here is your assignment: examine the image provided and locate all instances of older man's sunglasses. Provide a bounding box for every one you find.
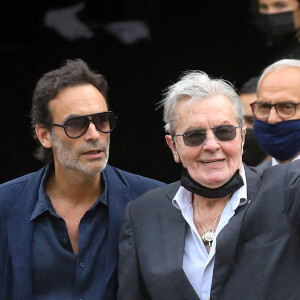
[173,125,241,146]
[52,111,117,139]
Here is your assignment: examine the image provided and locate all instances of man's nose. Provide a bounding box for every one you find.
[267,106,283,124]
[84,122,102,140]
[202,130,220,151]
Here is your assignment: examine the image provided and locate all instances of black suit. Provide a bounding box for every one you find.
[118,161,300,300]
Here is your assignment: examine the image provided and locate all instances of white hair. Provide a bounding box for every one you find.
[159,71,244,134]
[258,59,300,89]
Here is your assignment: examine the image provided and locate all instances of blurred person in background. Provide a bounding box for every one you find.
[239,76,269,166]
[252,0,300,61]
[251,58,300,172]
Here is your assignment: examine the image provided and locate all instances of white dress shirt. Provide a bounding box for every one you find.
[172,165,248,300]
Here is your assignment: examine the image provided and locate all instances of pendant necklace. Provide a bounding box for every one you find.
[195,196,230,247]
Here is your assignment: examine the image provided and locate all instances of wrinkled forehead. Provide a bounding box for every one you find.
[175,95,238,126]
[176,95,234,114]
[49,84,108,121]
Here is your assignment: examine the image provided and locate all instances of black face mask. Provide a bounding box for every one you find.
[242,128,268,167]
[181,168,244,199]
[253,11,295,40]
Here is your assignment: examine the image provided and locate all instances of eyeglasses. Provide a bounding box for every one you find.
[250,101,300,119]
[173,125,241,147]
[52,111,117,139]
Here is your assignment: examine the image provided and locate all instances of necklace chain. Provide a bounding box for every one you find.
[194,195,230,247]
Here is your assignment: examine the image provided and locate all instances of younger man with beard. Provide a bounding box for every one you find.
[0,59,163,300]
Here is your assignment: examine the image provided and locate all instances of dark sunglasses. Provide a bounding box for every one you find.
[173,125,241,147]
[52,111,117,139]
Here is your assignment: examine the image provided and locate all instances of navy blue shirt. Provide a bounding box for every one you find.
[31,164,108,300]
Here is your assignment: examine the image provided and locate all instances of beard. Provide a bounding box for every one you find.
[51,130,110,177]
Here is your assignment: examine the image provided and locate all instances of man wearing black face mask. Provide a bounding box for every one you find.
[252,58,300,172]
[117,71,300,300]
[239,76,269,166]
[253,0,300,60]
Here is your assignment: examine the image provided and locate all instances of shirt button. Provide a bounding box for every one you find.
[80,262,85,268]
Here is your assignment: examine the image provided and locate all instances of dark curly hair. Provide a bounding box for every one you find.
[31,59,109,162]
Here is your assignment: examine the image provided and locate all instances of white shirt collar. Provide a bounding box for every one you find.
[171,165,248,300]
[272,153,300,166]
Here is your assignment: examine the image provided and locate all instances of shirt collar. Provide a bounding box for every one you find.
[272,153,300,166]
[31,162,108,221]
[30,163,54,221]
[172,165,248,210]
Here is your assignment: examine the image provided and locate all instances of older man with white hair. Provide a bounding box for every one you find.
[118,70,300,300]
[251,58,300,172]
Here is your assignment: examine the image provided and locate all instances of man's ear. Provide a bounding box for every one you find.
[35,124,52,149]
[165,135,181,163]
[241,125,247,149]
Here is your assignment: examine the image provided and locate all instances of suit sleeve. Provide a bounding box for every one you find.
[117,202,151,300]
[285,161,300,229]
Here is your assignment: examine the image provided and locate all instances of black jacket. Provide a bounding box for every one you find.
[118,161,300,300]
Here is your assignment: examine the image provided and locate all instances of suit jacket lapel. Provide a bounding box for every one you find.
[103,166,129,284]
[210,165,261,299]
[160,182,200,300]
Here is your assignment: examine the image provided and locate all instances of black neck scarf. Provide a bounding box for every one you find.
[181,168,244,198]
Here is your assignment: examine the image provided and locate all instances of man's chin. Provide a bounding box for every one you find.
[71,160,106,177]
[88,163,107,174]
